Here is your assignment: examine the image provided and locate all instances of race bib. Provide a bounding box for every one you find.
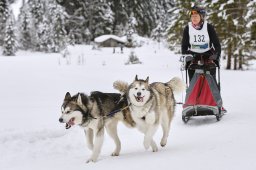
[189,21,210,53]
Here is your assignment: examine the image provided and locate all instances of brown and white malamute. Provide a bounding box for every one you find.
[114,75,185,152]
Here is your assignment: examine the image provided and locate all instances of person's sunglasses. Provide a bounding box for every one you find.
[190,10,199,15]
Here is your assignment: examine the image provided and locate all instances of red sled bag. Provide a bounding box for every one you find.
[181,57,225,123]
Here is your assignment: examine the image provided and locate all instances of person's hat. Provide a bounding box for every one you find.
[189,6,206,18]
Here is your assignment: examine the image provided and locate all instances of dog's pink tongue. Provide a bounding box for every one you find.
[68,118,75,125]
[138,97,143,102]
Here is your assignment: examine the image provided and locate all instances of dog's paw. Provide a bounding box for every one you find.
[111,152,119,156]
[152,146,158,152]
[151,140,158,152]
[160,138,167,147]
[86,158,96,163]
[143,140,150,150]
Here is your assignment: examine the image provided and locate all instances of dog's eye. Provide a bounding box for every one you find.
[142,88,145,91]
[135,88,138,90]
[66,111,71,114]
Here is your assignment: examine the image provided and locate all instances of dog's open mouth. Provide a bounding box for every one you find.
[134,95,144,102]
[66,117,75,129]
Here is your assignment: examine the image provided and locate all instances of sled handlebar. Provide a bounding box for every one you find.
[180,54,219,71]
[180,53,218,61]
[180,55,193,71]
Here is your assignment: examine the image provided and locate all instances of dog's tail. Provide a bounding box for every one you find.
[113,80,129,95]
[166,77,186,94]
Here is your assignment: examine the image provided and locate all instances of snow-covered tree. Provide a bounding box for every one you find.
[241,0,256,69]
[3,10,16,56]
[246,1,256,60]
[107,0,128,35]
[17,3,32,50]
[152,0,173,39]
[167,0,192,49]
[90,0,114,38]
[29,0,44,25]
[37,16,52,52]
[66,0,114,40]
[61,0,90,43]
[209,0,252,70]
[29,0,45,51]
[122,0,173,36]
[22,0,68,52]
[52,12,67,52]
[56,0,176,42]
[47,0,68,52]
[0,0,9,46]
[151,23,164,42]
[68,29,76,45]
[124,0,153,36]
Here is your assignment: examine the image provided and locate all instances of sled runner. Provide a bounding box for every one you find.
[180,54,226,123]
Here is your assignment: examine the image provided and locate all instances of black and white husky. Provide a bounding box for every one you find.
[114,75,185,152]
[59,91,135,163]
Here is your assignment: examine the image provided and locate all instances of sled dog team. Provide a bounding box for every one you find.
[59,75,185,163]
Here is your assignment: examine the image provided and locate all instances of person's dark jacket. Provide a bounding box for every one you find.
[181,23,221,60]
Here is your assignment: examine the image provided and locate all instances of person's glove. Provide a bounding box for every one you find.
[209,54,218,60]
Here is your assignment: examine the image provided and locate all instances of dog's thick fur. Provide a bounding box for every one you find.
[114,75,185,151]
[59,91,135,163]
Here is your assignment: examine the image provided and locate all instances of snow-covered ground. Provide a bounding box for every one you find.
[1,41,256,170]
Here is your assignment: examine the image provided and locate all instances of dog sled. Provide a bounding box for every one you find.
[180,54,226,123]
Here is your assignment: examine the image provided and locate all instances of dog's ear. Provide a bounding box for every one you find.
[145,76,149,83]
[89,96,95,102]
[135,75,138,81]
[77,93,83,105]
[64,92,71,101]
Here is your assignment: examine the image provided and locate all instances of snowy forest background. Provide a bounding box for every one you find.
[0,0,255,70]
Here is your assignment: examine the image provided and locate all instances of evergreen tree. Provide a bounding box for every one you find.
[52,12,67,52]
[29,0,44,25]
[0,0,9,46]
[67,0,114,40]
[124,0,156,36]
[68,29,76,45]
[37,16,52,52]
[18,3,32,50]
[47,0,67,52]
[83,28,92,44]
[151,23,164,42]
[234,0,248,70]
[218,0,249,70]
[29,0,45,51]
[3,10,16,56]
[125,15,137,47]
[155,0,174,34]
[245,1,256,66]
[206,0,232,68]
[202,0,255,70]
[62,0,90,43]
[107,0,128,35]
[90,0,114,38]
[125,0,173,36]
[56,0,176,42]
[167,0,191,49]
